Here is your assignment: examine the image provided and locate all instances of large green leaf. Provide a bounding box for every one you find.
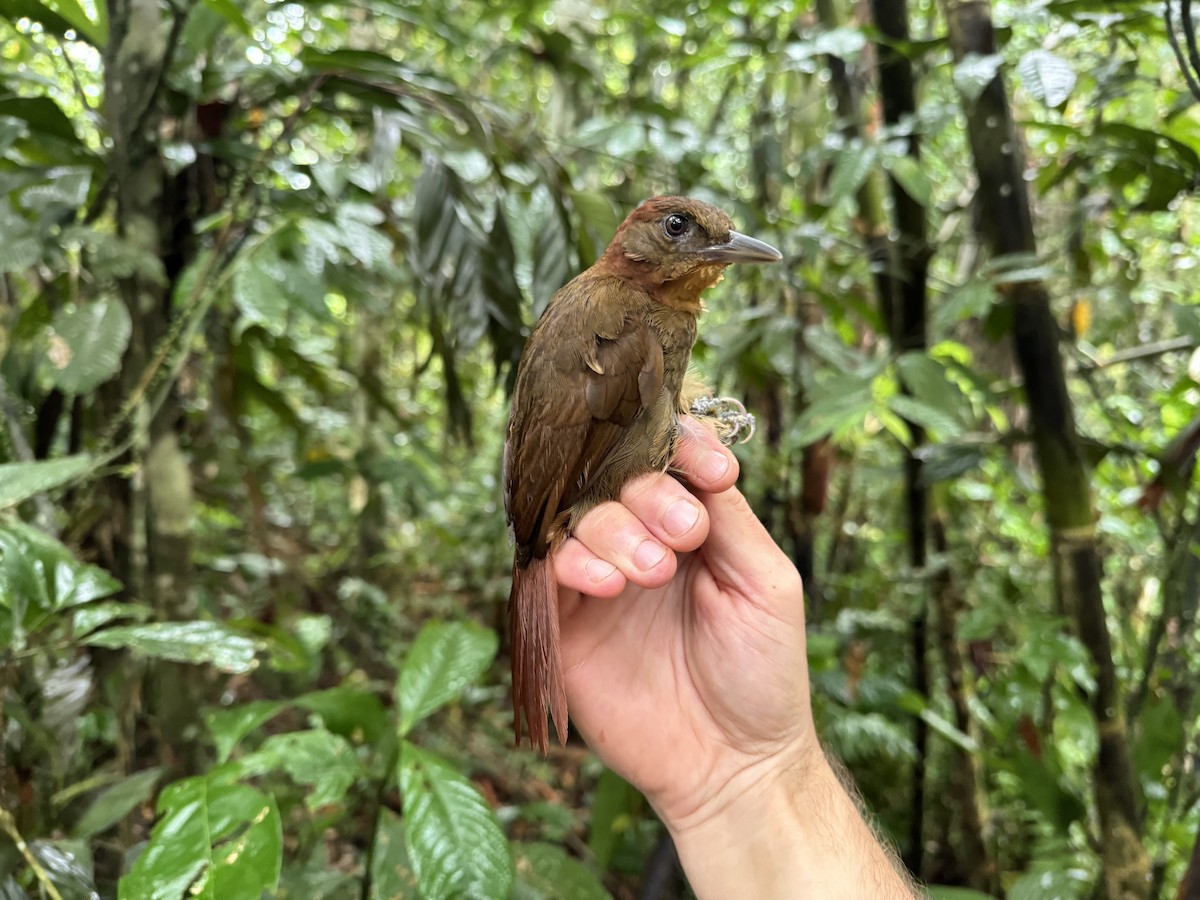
[235,730,361,810]
[48,296,132,394]
[0,519,121,648]
[0,197,40,273]
[398,742,512,900]
[511,843,608,900]
[396,620,497,735]
[0,454,94,509]
[119,775,282,900]
[84,622,260,673]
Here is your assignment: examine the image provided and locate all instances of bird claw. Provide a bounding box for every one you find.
[688,395,757,445]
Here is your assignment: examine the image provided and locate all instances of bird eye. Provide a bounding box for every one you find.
[663,213,690,238]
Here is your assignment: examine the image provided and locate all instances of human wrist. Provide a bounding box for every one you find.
[663,744,917,899]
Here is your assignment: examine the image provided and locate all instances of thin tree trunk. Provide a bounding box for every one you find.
[870,0,996,885]
[815,0,930,872]
[104,0,201,768]
[941,2,1150,896]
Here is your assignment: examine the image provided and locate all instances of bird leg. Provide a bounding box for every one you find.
[688,394,757,445]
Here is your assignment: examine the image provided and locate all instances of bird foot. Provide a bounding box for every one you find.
[689,395,756,445]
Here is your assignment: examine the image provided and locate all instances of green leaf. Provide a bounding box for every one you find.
[0,520,121,648]
[793,374,874,445]
[0,454,94,508]
[119,775,282,900]
[199,0,250,35]
[1016,49,1076,108]
[397,620,497,735]
[895,353,970,437]
[887,394,965,440]
[927,889,1000,900]
[886,156,932,207]
[512,843,608,900]
[206,701,286,763]
[0,96,79,142]
[915,443,984,485]
[586,768,638,871]
[953,53,1003,102]
[48,297,133,394]
[399,742,512,900]
[84,622,260,673]
[73,768,163,838]
[72,600,150,637]
[368,807,419,900]
[827,143,876,208]
[235,730,361,810]
[296,685,390,745]
[232,250,289,335]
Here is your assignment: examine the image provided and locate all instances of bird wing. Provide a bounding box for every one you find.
[505,284,664,561]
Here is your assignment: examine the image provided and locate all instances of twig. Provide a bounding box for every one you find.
[1076,335,1196,369]
[1166,0,1200,102]
[129,0,196,146]
[0,806,65,900]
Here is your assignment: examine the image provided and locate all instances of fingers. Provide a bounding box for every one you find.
[554,471,711,597]
[672,416,739,492]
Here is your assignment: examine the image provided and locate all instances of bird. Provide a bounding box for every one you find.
[503,196,782,752]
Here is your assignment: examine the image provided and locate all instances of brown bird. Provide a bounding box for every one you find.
[503,196,782,751]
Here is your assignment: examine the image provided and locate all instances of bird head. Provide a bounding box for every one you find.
[599,196,781,310]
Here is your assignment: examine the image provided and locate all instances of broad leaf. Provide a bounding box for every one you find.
[397,620,497,735]
[119,775,282,900]
[399,742,512,900]
[0,454,94,508]
[48,297,132,394]
[235,730,361,810]
[85,622,260,673]
[886,156,933,207]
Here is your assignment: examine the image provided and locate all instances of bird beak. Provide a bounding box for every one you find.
[701,231,782,264]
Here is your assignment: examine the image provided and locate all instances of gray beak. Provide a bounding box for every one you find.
[701,231,782,264]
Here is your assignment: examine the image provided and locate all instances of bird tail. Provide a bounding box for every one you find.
[509,556,568,753]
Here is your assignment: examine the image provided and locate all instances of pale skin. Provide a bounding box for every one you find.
[553,417,919,899]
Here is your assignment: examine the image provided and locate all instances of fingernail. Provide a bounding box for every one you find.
[634,539,667,571]
[663,499,699,536]
[585,558,616,583]
[703,450,730,482]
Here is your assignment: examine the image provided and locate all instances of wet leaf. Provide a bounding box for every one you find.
[399,742,512,900]
[48,297,132,394]
[84,622,260,673]
[397,620,497,735]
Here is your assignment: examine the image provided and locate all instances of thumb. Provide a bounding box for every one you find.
[696,484,805,617]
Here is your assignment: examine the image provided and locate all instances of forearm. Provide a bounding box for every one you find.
[665,750,919,899]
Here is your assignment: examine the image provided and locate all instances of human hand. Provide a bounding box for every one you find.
[552,416,817,831]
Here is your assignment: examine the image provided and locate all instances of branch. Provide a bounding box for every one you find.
[1076,335,1197,369]
[1166,0,1200,103]
[0,806,65,900]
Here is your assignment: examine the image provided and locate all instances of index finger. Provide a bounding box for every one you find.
[672,416,739,493]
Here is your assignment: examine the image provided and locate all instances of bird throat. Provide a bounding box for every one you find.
[649,265,726,313]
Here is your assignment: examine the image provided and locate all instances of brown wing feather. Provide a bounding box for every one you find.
[505,278,663,561]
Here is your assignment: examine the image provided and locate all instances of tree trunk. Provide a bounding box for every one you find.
[103,0,201,768]
[941,2,1150,896]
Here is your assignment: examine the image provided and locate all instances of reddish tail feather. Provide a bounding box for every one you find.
[509,556,568,752]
